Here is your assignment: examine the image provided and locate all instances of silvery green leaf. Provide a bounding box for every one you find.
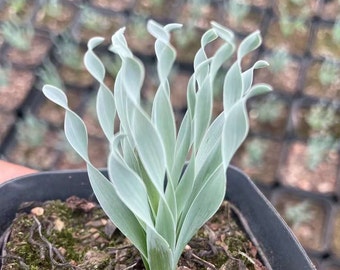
[211,21,234,44]
[210,43,235,84]
[237,30,261,60]
[42,85,89,159]
[132,106,166,197]
[85,37,106,81]
[150,21,177,173]
[110,27,132,58]
[155,42,176,84]
[242,60,269,94]
[187,75,196,118]
[175,165,225,263]
[222,99,248,169]
[194,140,222,185]
[195,58,212,89]
[84,37,116,141]
[246,83,272,99]
[147,226,174,270]
[193,77,212,151]
[156,182,176,250]
[114,75,133,142]
[147,19,171,43]
[179,145,222,226]
[108,148,154,229]
[42,85,148,258]
[96,85,116,141]
[164,23,183,32]
[193,28,217,71]
[195,112,224,170]
[121,57,144,104]
[87,164,147,258]
[175,158,195,217]
[223,62,243,113]
[172,112,192,184]
[152,87,176,173]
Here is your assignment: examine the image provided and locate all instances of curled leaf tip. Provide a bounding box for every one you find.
[87,37,105,49]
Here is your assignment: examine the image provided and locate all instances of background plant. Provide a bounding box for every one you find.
[226,0,251,26]
[278,12,307,37]
[318,59,340,87]
[0,64,11,87]
[249,94,286,124]
[44,20,271,270]
[267,48,291,74]
[305,102,338,133]
[332,16,340,44]
[15,113,48,148]
[36,59,64,89]
[79,5,111,32]
[306,135,339,170]
[304,102,339,169]
[39,0,63,19]
[242,138,267,167]
[54,32,83,70]
[0,19,34,51]
[284,200,313,230]
[5,0,27,17]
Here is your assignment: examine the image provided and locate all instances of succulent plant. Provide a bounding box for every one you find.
[43,20,271,269]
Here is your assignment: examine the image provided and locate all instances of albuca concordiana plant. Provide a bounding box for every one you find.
[43,20,272,269]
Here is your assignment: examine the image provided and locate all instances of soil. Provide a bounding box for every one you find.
[169,71,191,111]
[222,7,265,34]
[264,17,310,56]
[232,137,282,185]
[0,112,15,144]
[178,2,220,30]
[291,102,340,140]
[55,137,109,170]
[249,0,272,9]
[172,28,203,65]
[312,25,340,59]
[81,95,121,139]
[247,94,289,139]
[6,130,61,171]
[271,191,329,252]
[133,0,179,21]
[320,0,340,21]
[1,197,267,270]
[35,88,85,128]
[124,20,156,57]
[278,141,339,195]
[253,55,301,94]
[274,0,318,18]
[0,0,36,22]
[331,208,340,259]
[90,0,135,12]
[58,65,95,89]
[323,263,340,270]
[75,13,126,45]
[4,34,52,68]
[0,69,35,112]
[34,2,77,35]
[304,60,340,101]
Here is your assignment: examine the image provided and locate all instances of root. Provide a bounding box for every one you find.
[32,215,80,269]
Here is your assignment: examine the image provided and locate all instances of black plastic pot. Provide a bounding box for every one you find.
[0,166,315,269]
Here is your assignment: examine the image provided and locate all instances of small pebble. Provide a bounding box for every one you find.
[54,218,65,231]
[31,207,44,216]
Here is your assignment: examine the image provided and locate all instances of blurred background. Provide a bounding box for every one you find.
[0,0,339,268]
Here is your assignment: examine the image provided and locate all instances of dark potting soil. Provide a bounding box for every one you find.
[1,197,266,270]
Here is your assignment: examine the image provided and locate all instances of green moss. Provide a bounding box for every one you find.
[2,199,118,269]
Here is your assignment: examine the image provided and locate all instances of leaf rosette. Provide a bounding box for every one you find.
[43,20,271,270]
